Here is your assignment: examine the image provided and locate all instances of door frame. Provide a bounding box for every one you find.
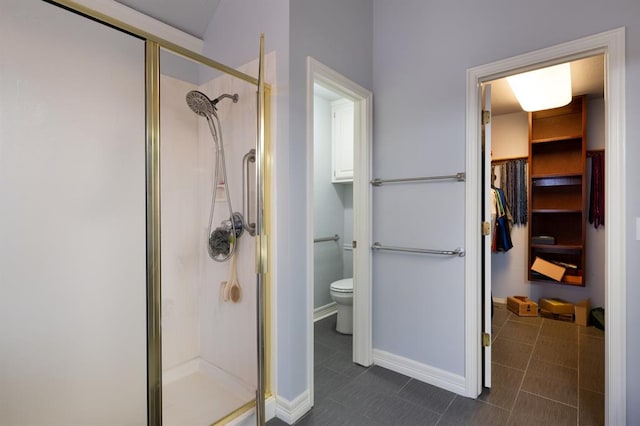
[480,84,492,388]
[306,57,373,405]
[464,28,626,424]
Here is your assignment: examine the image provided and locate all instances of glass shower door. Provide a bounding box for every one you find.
[158,47,267,425]
[0,1,147,424]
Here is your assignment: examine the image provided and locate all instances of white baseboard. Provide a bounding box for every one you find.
[314,302,337,322]
[373,349,466,396]
[275,390,312,424]
[493,297,507,305]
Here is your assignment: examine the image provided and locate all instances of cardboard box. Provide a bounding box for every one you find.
[575,299,590,326]
[539,298,574,315]
[563,274,584,285]
[531,257,566,282]
[507,296,539,317]
[539,309,574,322]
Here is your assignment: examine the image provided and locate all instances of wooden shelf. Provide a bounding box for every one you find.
[531,174,582,183]
[528,96,586,287]
[529,274,585,286]
[532,209,582,214]
[531,244,583,252]
[531,134,583,144]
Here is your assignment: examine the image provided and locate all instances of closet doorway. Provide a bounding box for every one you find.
[306,57,373,407]
[485,54,606,423]
[465,28,626,425]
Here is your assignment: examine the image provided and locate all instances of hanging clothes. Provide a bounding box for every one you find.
[492,159,527,225]
[491,186,513,252]
[589,152,605,228]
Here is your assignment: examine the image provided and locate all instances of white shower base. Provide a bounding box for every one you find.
[163,358,254,426]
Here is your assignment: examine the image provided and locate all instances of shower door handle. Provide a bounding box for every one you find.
[243,149,257,236]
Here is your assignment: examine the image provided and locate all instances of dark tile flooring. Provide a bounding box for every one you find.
[267,306,604,425]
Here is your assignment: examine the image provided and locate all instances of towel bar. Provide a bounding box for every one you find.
[314,234,340,243]
[371,172,465,186]
[372,242,465,257]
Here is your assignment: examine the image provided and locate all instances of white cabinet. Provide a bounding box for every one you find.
[331,99,354,183]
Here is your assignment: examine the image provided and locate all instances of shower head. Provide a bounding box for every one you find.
[186,90,215,117]
[186,91,240,117]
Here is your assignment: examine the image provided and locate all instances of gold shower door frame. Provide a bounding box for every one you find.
[50,2,272,424]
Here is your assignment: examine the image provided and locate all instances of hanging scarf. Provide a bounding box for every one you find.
[589,152,604,228]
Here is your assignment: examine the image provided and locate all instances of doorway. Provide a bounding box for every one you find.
[485,54,606,422]
[465,28,626,424]
[306,57,373,407]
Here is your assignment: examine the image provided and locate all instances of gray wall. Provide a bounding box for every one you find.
[201,0,640,419]
[287,0,373,399]
[201,0,372,401]
[372,0,640,421]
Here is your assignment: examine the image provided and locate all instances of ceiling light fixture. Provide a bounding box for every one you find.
[507,63,572,112]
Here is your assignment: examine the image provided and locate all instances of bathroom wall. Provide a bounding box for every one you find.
[491,98,606,308]
[288,0,374,400]
[373,3,640,417]
[205,0,373,401]
[204,1,640,419]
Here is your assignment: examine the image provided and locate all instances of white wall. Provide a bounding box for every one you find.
[491,98,606,308]
[313,95,346,309]
[373,1,640,421]
[160,75,201,370]
[0,1,147,424]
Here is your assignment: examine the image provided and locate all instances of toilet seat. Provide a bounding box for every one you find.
[330,278,353,293]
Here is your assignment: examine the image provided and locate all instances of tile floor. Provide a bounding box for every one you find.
[267,305,604,425]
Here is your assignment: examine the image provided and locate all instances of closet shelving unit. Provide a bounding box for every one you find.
[528,96,587,286]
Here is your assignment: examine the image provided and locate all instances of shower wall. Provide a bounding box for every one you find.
[160,52,275,393]
[160,74,201,371]
[198,52,275,389]
[197,67,259,391]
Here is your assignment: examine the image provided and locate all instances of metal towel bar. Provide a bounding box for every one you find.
[314,234,340,243]
[371,172,465,186]
[372,242,465,257]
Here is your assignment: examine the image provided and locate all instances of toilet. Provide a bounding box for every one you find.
[329,278,353,334]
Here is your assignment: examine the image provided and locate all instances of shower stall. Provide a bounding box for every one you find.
[0,1,270,425]
[159,48,270,425]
